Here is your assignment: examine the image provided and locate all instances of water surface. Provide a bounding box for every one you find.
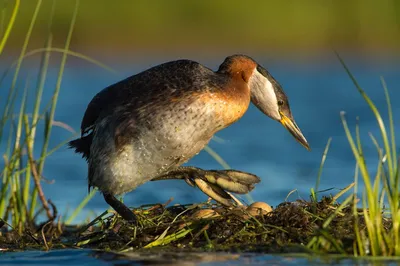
[0,55,399,222]
[1,249,400,266]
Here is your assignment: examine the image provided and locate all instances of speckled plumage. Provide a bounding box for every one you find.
[71,57,252,194]
[69,54,309,198]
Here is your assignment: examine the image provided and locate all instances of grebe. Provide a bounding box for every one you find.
[69,55,309,222]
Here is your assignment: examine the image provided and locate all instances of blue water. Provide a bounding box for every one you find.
[1,54,400,222]
[1,249,399,265]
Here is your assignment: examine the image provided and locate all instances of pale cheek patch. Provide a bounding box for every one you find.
[249,70,280,120]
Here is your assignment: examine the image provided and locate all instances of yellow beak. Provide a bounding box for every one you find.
[280,112,310,150]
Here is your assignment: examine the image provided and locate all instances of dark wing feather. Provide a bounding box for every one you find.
[80,86,117,135]
[69,76,133,158]
[68,86,116,159]
[69,59,218,159]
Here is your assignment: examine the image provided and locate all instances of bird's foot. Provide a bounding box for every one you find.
[152,167,261,207]
[103,192,137,224]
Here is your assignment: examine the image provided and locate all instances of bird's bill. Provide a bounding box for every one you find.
[280,112,310,150]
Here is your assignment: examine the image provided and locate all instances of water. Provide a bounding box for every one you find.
[1,249,399,265]
[0,55,399,264]
[46,56,400,221]
[1,55,400,220]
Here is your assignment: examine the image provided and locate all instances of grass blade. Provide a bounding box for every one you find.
[0,0,19,55]
[313,137,332,201]
[65,189,97,225]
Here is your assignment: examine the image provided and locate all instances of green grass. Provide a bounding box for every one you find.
[310,137,332,204]
[307,55,399,256]
[0,0,115,231]
[337,54,399,256]
[0,0,19,55]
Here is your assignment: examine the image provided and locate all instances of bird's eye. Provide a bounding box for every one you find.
[278,100,284,106]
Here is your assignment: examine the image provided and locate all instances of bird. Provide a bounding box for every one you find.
[69,54,310,223]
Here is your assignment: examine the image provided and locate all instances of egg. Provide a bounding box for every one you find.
[246,202,272,216]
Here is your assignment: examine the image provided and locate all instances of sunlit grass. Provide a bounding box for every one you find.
[337,54,399,256]
[0,0,45,232]
[307,54,399,256]
[0,0,19,55]
[0,0,115,231]
[310,137,332,204]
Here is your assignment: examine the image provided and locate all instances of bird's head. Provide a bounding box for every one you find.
[218,55,310,150]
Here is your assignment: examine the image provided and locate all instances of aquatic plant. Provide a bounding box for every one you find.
[0,0,108,232]
[338,55,399,256]
[307,55,399,256]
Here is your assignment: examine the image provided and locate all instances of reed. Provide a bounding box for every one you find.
[0,0,115,230]
[307,55,398,256]
[337,54,399,256]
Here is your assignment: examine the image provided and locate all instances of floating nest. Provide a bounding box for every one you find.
[0,197,392,254]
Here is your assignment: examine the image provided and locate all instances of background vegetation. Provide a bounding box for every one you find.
[2,0,400,59]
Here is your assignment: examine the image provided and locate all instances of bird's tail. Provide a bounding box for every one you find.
[68,133,93,160]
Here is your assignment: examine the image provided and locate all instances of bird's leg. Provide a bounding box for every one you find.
[152,167,261,207]
[103,192,137,223]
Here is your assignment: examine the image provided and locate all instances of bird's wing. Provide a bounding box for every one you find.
[80,86,117,135]
[80,60,216,135]
[71,80,132,158]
